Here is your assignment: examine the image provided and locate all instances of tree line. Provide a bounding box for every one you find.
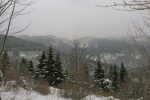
[0,47,128,98]
[94,61,128,92]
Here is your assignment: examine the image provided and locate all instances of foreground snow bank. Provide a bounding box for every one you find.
[0,87,69,100]
[84,95,118,100]
[0,86,117,100]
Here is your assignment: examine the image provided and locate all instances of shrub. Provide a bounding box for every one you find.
[35,79,50,95]
[60,80,89,99]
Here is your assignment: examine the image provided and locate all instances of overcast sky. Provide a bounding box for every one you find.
[15,0,144,39]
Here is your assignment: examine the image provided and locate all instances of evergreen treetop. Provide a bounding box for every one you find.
[111,64,119,92]
[35,47,64,87]
[29,60,34,73]
[94,61,105,88]
[34,51,46,79]
[119,62,127,82]
[54,53,64,84]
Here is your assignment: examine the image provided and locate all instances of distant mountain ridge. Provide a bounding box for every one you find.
[0,34,47,51]
[16,35,72,52]
[17,35,132,55]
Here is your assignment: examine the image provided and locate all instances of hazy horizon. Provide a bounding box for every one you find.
[14,0,144,39]
[17,33,125,40]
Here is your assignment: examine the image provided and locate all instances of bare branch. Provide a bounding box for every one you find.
[96,0,150,11]
[0,0,16,55]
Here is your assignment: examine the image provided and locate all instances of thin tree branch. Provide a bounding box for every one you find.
[0,0,15,55]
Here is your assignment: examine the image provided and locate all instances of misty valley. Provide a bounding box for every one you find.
[0,34,150,100]
[0,0,150,100]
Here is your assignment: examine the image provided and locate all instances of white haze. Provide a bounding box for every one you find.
[14,0,144,39]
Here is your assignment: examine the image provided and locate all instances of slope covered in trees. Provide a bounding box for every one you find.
[0,34,47,51]
[17,35,131,54]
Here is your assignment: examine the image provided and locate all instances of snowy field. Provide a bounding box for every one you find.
[0,86,118,100]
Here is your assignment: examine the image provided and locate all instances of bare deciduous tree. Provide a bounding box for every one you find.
[0,0,34,56]
[97,0,150,11]
[61,38,90,99]
[97,0,150,99]
[97,0,150,65]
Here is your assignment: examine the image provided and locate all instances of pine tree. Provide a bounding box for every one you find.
[44,47,56,86]
[29,60,34,73]
[35,51,46,79]
[119,62,127,83]
[35,47,64,86]
[53,53,64,86]
[94,61,105,89]
[111,64,119,92]
[109,65,113,78]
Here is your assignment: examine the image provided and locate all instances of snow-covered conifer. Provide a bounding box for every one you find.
[94,61,105,89]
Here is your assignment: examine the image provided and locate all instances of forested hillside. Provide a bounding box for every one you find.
[0,34,47,51]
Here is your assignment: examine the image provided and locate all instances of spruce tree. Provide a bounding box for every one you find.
[35,51,46,79]
[53,53,64,86]
[29,60,34,73]
[109,65,113,78]
[94,61,105,89]
[111,64,119,92]
[119,62,127,83]
[44,47,56,86]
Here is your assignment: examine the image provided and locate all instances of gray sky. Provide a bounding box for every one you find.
[15,0,143,39]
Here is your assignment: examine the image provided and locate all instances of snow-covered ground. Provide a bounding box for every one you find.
[0,85,118,100]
